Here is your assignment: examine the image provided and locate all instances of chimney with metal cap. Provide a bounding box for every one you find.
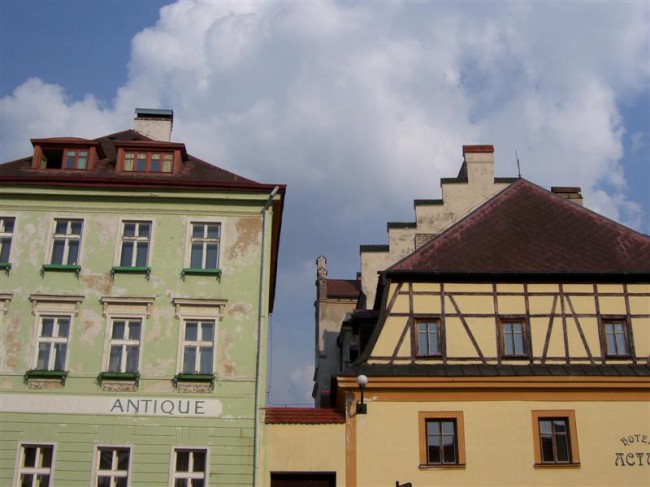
[134,108,173,142]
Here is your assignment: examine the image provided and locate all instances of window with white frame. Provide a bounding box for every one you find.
[171,449,207,487]
[181,321,215,374]
[0,216,15,264]
[17,444,54,487]
[119,221,151,267]
[95,446,130,487]
[50,219,83,265]
[108,319,142,373]
[189,223,220,270]
[36,316,70,370]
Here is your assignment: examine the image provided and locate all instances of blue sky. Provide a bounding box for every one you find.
[1,0,648,405]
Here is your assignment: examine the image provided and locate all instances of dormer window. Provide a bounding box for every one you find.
[123,151,174,173]
[30,138,102,171]
[115,141,186,175]
[40,147,89,170]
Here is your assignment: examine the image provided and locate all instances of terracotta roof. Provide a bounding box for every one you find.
[265,408,346,424]
[0,130,283,191]
[388,179,650,276]
[327,279,361,299]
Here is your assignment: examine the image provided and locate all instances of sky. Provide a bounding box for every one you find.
[1,0,648,405]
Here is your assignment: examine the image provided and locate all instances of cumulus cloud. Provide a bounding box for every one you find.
[1,0,648,403]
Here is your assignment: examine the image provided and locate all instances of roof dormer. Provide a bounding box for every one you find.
[30,138,105,171]
[114,140,188,174]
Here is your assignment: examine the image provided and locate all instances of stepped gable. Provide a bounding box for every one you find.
[0,129,267,188]
[388,179,650,276]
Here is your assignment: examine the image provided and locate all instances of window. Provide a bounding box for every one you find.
[108,320,142,373]
[0,216,14,264]
[16,444,54,487]
[63,149,89,169]
[418,412,465,467]
[531,410,580,466]
[35,316,70,370]
[189,223,220,270]
[600,318,632,357]
[95,447,130,487]
[415,319,441,357]
[499,318,529,358]
[119,221,151,267]
[123,151,173,173]
[50,219,83,265]
[39,146,90,170]
[171,449,207,487]
[181,321,215,374]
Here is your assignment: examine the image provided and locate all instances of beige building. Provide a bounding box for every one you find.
[268,148,649,487]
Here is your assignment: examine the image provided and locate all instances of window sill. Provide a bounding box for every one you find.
[534,463,580,469]
[181,268,221,280]
[418,464,466,470]
[110,266,151,279]
[24,369,68,384]
[98,371,140,392]
[173,373,215,384]
[97,371,140,382]
[173,373,215,393]
[41,264,81,277]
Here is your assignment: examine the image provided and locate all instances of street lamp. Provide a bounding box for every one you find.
[356,374,368,414]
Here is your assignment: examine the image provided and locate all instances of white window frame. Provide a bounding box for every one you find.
[117,220,153,268]
[29,295,83,373]
[106,319,143,373]
[100,297,154,374]
[14,443,56,487]
[92,444,132,487]
[35,315,71,371]
[49,218,84,265]
[0,216,15,263]
[172,299,226,376]
[185,221,221,270]
[169,447,209,487]
[180,320,216,374]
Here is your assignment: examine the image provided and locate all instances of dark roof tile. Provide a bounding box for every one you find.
[389,179,650,276]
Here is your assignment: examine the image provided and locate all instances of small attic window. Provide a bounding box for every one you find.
[39,147,90,170]
[122,151,174,173]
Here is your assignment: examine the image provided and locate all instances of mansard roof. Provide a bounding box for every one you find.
[387,179,650,278]
[0,129,283,192]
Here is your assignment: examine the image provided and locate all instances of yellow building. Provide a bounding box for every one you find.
[264,174,650,486]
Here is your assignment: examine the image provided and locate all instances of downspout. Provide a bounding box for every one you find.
[253,185,279,487]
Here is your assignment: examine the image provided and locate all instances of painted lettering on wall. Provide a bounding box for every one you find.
[110,398,206,416]
[615,433,650,467]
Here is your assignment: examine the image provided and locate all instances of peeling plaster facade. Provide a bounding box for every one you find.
[0,114,285,486]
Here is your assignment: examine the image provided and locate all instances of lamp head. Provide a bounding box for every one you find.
[356,374,368,388]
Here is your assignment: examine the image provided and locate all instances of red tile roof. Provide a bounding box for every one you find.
[265,408,346,424]
[463,145,494,153]
[327,279,361,299]
[389,179,650,275]
[0,130,283,192]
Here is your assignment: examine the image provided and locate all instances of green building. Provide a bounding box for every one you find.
[0,109,285,486]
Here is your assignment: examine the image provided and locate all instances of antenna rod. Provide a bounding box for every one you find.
[515,149,522,178]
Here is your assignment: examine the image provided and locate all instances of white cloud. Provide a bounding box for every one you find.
[2,0,648,403]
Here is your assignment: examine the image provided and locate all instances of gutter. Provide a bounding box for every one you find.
[252,185,279,487]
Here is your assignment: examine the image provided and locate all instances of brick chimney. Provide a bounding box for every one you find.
[459,145,494,184]
[551,187,584,206]
[134,108,173,142]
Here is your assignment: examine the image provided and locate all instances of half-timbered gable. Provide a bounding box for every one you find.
[361,179,650,367]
